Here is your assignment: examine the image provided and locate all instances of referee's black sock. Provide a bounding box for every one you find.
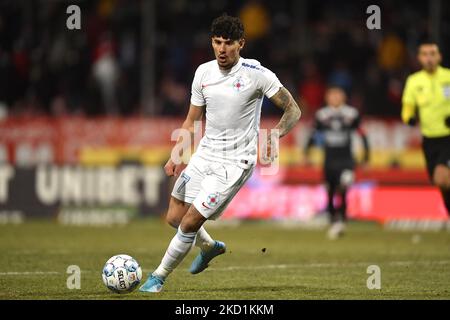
[442,189,450,216]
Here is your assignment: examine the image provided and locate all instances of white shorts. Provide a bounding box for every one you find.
[171,154,254,220]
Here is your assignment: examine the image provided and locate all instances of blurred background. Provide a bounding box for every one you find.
[0,0,448,227]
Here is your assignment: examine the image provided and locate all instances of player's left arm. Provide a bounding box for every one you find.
[352,116,370,165]
[269,87,302,138]
[357,128,370,164]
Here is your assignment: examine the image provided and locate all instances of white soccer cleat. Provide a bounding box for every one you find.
[327,221,346,240]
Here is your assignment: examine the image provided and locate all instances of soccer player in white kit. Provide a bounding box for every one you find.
[140,14,301,293]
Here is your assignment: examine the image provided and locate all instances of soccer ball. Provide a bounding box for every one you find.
[102,254,142,294]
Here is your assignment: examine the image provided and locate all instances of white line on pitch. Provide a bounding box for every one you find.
[2,260,450,276]
[0,271,60,276]
[206,260,450,271]
[0,270,90,276]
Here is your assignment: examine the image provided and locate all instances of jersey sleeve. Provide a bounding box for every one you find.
[313,113,323,130]
[304,113,324,153]
[351,112,361,129]
[190,66,206,106]
[258,67,283,98]
[402,76,416,106]
[401,76,416,124]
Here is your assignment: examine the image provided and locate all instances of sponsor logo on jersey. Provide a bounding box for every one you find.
[330,119,343,130]
[242,62,263,71]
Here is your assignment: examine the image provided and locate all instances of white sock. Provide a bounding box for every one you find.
[169,222,215,252]
[195,226,215,252]
[153,226,196,279]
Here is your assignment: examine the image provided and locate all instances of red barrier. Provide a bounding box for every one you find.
[223,184,447,222]
[347,186,447,222]
[282,167,430,185]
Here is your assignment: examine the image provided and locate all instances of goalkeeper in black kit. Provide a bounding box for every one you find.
[304,86,370,239]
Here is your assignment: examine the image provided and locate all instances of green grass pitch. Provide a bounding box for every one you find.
[0,219,449,300]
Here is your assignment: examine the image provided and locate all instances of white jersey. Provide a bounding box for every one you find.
[190,57,283,166]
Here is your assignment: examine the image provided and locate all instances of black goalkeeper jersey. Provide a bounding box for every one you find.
[305,105,369,169]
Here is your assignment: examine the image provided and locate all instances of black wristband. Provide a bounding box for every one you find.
[445,115,450,128]
[407,118,417,127]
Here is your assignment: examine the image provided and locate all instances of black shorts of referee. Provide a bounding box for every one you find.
[422,135,450,181]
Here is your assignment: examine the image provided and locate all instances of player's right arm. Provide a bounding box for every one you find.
[164,104,204,177]
[165,65,206,177]
[401,76,417,126]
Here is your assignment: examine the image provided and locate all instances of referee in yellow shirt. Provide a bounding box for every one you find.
[402,41,450,215]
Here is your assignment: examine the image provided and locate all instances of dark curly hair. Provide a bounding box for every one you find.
[210,13,244,41]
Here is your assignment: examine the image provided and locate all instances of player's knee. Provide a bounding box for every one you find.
[180,210,206,233]
[433,174,449,190]
[166,197,189,228]
[179,216,197,233]
[339,170,354,188]
[166,214,181,228]
[433,166,450,189]
[165,209,182,228]
[337,185,348,194]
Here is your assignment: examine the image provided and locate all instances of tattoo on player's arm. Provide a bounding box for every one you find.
[270,87,302,137]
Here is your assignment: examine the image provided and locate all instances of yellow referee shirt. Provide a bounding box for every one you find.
[402,66,450,138]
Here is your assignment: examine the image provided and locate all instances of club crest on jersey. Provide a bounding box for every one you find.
[232,77,245,92]
[206,193,220,207]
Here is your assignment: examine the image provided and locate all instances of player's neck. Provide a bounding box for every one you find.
[424,65,440,75]
[218,56,241,71]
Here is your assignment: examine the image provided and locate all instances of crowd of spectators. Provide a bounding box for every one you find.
[0,0,448,120]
